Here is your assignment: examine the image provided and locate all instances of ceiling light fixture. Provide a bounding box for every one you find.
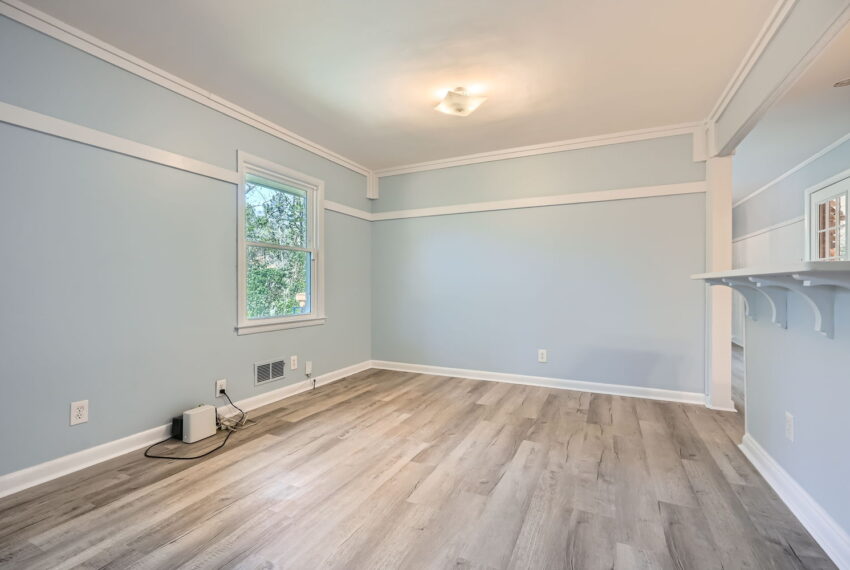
[834,78,850,88]
[434,87,487,117]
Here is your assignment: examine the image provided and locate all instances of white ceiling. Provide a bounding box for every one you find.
[24,0,776,170]
[733,22,850,202]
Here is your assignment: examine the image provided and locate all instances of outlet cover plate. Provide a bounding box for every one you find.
[70,400,89,425]
[537,349,548,363]
[215,378,227,397]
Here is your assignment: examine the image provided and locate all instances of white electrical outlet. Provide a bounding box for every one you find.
[70,400,88,426]
[305,361,313,375]
[785,412,794,442]
[537,349,548,363]
[215,378,227,397]
[290,355,298,370]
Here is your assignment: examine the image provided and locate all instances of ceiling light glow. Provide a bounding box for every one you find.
[434,87,487,117]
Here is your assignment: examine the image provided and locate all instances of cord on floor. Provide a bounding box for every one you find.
[144,390,255,460]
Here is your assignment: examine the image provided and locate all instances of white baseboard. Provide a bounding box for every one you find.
[740,434,850,569]
[215,360,372,418]
[0,360,372,499]
[704,402,739,413]
[370,360,706,406]
[0,423,173,501]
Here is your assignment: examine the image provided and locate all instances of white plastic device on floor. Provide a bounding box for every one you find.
[182,405,217,443]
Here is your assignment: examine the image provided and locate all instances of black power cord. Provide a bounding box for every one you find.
[144,390,246,460]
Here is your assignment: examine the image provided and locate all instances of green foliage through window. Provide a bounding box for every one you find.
[245,175,311,319]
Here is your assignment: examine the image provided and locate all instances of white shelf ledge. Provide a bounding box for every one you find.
[692,261,850,338]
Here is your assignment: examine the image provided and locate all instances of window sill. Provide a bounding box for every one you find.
[236,316,326,335]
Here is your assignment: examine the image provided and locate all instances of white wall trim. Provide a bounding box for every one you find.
[324,200,373,221]
[1,101,698,222]
[0,100,240,184]
[0,360,372,499]
[707,0,797,125]
[713,3,850,156]
[0,423,173,501]
[374,122,701,178]
[734,133,850,208]
[740,434,850,569]
[732,216,804,244]
[1,100,375,222]
[370,360,706,406]
[0,0,370,178]
[371,182,706,221]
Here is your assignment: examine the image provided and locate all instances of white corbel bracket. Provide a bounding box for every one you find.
[724,278,787,328]
[751,275,834,338]
[713,278,759,321]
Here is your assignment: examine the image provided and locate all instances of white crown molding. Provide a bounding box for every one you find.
[3,0,840,184]
[0,100,240,184]
[374,122,702,178]
[740,434,850,569]
[0,0,371,178]
[733,133,850,208]
[732,215,804,244]
[707,0,797,125]
[371,360,707,406]
[370,182,706,221]
[0,0,706,187]
[0,360,373,499]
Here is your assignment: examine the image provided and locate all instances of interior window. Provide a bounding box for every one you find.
[808,178,849,261]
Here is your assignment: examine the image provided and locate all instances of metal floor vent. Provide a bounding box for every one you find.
[255,358,286,385]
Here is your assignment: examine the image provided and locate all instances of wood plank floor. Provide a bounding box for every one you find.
[0,369,834,569]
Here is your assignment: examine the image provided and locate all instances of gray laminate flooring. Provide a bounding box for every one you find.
[0,369,833,569]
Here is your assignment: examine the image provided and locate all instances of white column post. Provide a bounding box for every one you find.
[705,156,735,411]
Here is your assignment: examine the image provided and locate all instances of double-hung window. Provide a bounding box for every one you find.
[237,152,325,334]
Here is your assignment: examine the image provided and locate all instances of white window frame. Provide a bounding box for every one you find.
[236,151,325,335]
[804,171,850,261]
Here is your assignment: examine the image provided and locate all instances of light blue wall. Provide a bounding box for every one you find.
[733,137,850,238]
[715,0,850,154]
[745,292,850,532]
[375,134,704,212]
[0,17,371,476]
[372,135,707,393]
